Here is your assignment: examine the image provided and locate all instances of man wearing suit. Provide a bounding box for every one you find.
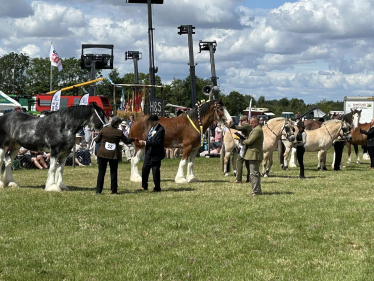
[242,116,264,196]
[231,115,252,183]
[138,115,165,192]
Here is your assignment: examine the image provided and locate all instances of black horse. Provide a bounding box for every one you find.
[0,103,108,191]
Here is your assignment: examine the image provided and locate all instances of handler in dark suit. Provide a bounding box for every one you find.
[95,116,135,194]
[138,115,165,192]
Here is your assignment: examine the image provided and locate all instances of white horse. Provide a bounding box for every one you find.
[288,120,350,170]
[222,117,295,177]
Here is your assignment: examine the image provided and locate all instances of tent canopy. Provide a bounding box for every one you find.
[0,90,22,112]
[299,106,326,119]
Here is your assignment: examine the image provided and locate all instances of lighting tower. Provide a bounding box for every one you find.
[199,40,218,100]
[81,44,114,96]
[126,0,163,98]
[178,25,197,107]
[125,51,142,84]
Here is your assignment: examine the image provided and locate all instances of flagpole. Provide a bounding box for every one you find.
[50,42,52,91]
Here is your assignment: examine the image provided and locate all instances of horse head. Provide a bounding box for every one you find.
[214,99,233,127]
[351,108,361,130]
[339,121,352,142]
[283,119,295,142]
[90,102,109,130]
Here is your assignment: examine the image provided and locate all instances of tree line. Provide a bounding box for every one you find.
[0,52,343,116]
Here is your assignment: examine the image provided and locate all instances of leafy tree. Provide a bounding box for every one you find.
[0,52,30,95]
[224,91,247,116]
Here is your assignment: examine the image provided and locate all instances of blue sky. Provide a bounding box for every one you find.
[1,0,374,105]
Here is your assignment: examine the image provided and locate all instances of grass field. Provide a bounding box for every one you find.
[1,149,374,280]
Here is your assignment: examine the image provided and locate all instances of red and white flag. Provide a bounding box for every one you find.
[49,45,63,72]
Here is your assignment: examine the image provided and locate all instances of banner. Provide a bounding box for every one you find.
[79,93,89,106]
[49,45,63,71]
[50,90,61,111]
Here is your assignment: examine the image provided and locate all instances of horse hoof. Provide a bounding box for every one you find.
[224,173,229,176]
[356,161,360,164]
[130,175,142,183]
[263,174,268,178]
[317,167,321,170]
[45,184,62,192]
[175,178,188,184]
[289,164,297,168]
[322,167,328,171]
[187,177,200,183]
[7,182,19,188]
[0,181,5,188]
[59,183,69,191]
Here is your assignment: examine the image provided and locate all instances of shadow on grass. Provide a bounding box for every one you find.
[262,191,294,196]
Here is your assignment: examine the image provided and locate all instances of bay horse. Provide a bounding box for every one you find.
[346,122,371,164]
[129,99,232,183]
[221,117,295,177]
[287,120,350,170]
[0,103,108,191]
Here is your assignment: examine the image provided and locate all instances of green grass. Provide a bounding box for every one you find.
[1,150,374,280]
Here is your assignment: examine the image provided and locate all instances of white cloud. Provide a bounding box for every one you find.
[21,44,41,57]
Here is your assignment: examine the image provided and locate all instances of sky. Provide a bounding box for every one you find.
[1,0,374,104]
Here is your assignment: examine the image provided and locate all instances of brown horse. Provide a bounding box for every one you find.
[304,120,322,130]
[346,122,370,164]
[129,99,232,183]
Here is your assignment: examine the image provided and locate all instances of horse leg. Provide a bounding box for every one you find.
[130,148,144,182]
[317,151,321,170]
[353,144,360,164]
[0,148,5,188]
[362,145,370,161]
[45,157,64,192]
[267,151,274,176]
[175,146,192,183]
[289,147,297,168]
[3,146,20,187]
[55,157,68,191]
[232,150,238,176]
[331,151,336,168]
[346,143,351,164]
[322,153,327,170]
[223,150,231,176]
[186,147,200,183]
[261,152,268,177]
[282,145,291,170]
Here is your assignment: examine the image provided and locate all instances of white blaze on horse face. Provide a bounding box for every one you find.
[222,107,233,126]
[352,113,360,130]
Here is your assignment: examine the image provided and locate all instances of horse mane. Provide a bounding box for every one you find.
[185,100,219,120]
[324,119,341,124]
[266,117,285,124]
[50,105,93,120]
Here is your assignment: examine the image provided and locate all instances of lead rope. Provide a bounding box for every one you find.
[89,109,109,150]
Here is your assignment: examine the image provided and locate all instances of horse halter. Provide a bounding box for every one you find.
[213,102,224,121]
[94,109,109,127]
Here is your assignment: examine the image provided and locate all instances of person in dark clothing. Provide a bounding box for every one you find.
[95,116,135,194]
[333,136,345,170]
[138,115,166,192]
[294,121,307,178]
[360,118,374,169]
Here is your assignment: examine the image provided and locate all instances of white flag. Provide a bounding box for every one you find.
[79,93,89,106]
[49,45,63,72]
[248,98,252,120]
[50,90,61,111]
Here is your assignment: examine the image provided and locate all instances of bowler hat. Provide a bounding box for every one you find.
[148,115,160,122]
[240,115,248,121]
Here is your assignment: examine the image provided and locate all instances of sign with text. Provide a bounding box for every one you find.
[149,98,164,116]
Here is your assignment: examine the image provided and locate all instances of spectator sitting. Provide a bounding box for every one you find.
[74,134,91,165]
[30,150,48,169]
[200,137,221,157]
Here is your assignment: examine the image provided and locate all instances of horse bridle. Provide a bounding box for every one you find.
[324,121,348,141]
[264,119,293,140]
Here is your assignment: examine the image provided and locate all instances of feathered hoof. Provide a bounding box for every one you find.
[346,160,351,164]
[45,184,62,192]
[130,175,142,183]
[263,174,269,178]
[224,173,229,176]
[289,164,297,168]
[175,177,188,184]
[7,181,19,188]
[356,161,361,164]
[0,181,5,188]
[59,183,69,191]
[187,176,200,183]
